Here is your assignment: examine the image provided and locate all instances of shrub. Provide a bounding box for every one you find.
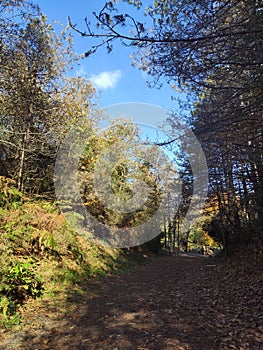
[0,259,43,327]
[0,177,22,209]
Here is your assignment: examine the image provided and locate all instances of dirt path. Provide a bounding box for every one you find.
[1,253,262,350]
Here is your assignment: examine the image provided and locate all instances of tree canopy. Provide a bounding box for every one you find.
[1,0,262,252]
[0,0,96,193]
[74,0,263,252]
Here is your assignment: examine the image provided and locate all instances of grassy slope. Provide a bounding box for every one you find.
[0,196,149,328]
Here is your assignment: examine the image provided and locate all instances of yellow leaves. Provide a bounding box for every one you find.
[41,14,48,23]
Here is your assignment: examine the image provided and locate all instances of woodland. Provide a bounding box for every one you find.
[0,0,262,348]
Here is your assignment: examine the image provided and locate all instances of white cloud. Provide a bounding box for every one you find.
[90,69,123,90]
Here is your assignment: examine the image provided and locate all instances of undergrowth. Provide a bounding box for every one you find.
[0,177,149,329]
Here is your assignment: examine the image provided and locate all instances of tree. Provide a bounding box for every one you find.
[78,119,167,227]
[0,1,96,194]
[70,0,263,91]
[72,0,263,250]
[193,73,263,246]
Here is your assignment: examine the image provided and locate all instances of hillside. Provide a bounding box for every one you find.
[0,177,149,329]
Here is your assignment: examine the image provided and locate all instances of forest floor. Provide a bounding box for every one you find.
[0,249,262,350]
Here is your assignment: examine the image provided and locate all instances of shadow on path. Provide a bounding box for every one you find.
[1,254,262,350]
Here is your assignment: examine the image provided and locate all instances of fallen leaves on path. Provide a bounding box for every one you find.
[1,249,262,350]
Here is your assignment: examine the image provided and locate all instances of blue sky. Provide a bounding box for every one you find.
[34,0,184,112]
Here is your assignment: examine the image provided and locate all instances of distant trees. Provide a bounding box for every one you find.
[76,118,179,246]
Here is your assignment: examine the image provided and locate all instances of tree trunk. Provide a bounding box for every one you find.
[18,117,31,192]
